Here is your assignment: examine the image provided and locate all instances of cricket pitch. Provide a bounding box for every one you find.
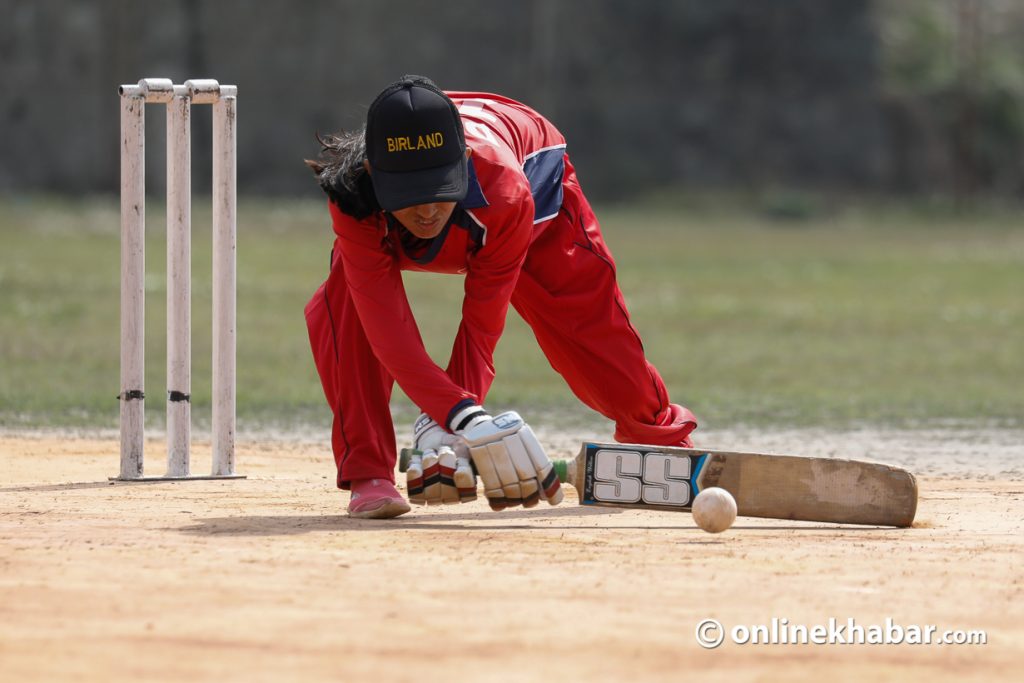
[1,429,1021,682]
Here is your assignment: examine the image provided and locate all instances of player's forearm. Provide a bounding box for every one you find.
[444,318,499,403]
[444,253,523,400]
[336,246,477,424]
[352,302,476,423]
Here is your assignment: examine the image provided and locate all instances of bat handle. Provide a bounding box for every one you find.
[553,459,569,484]
[398,448,418,473]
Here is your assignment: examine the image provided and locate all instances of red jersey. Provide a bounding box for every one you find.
[328,92,568,428]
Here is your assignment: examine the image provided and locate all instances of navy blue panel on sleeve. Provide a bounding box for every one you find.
[522,145,566,223]
[460,158,489,209]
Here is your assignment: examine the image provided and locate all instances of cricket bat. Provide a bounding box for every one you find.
[554,442,918,527]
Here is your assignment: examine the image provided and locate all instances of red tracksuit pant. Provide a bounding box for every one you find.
[305,180,697,489]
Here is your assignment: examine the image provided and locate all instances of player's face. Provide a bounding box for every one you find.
[390,201,457,239]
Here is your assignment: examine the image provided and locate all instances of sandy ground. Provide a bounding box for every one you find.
[1,427,1022,682]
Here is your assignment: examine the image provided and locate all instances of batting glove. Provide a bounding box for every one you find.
[450,405,564,511]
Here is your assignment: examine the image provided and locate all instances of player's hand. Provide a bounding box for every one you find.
[413,413,465,454]
[450,406,564,511]
[405,446,477,505]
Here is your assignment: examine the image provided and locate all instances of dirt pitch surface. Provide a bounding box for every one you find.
[1,427,1022,682]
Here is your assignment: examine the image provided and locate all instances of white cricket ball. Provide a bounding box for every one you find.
[692,487,737,533]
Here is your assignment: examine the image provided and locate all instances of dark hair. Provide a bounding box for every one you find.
[304,128,381,219]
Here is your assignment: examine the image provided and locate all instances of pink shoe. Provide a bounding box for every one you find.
[347,478,411,519]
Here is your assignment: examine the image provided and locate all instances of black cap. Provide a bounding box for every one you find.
[365,75,468,211]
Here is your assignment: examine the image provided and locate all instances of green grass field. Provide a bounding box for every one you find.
[1,195,1021,432]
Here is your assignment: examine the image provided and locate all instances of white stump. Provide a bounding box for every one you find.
[211,86,237,477]
[166,85,192,477]
[119,88,146,480]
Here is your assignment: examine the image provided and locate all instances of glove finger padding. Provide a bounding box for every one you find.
[517,423,564,505]
[468,444,516,510]
[421,449,443,503]
[405,447,477,505]
[503,434,540,508]
[406,450,427,505]
[436,447,460,504]
[454,452,477,502]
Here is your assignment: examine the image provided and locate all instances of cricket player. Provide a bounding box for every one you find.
[305,76,697,518]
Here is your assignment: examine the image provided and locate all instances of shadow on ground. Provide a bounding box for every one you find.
[174,509,891,536]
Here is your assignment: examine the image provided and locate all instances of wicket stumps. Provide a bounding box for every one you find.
[114,77,244,481]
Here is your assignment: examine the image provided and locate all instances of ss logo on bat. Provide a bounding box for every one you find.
[592,449,693,506]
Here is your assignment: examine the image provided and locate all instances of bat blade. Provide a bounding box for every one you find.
[558,442,918,527]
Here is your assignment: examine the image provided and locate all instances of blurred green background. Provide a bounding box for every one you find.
[1,196,1020,432]
[1,1,1022,433]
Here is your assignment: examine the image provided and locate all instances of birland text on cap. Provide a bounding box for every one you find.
[365,75,468,211]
